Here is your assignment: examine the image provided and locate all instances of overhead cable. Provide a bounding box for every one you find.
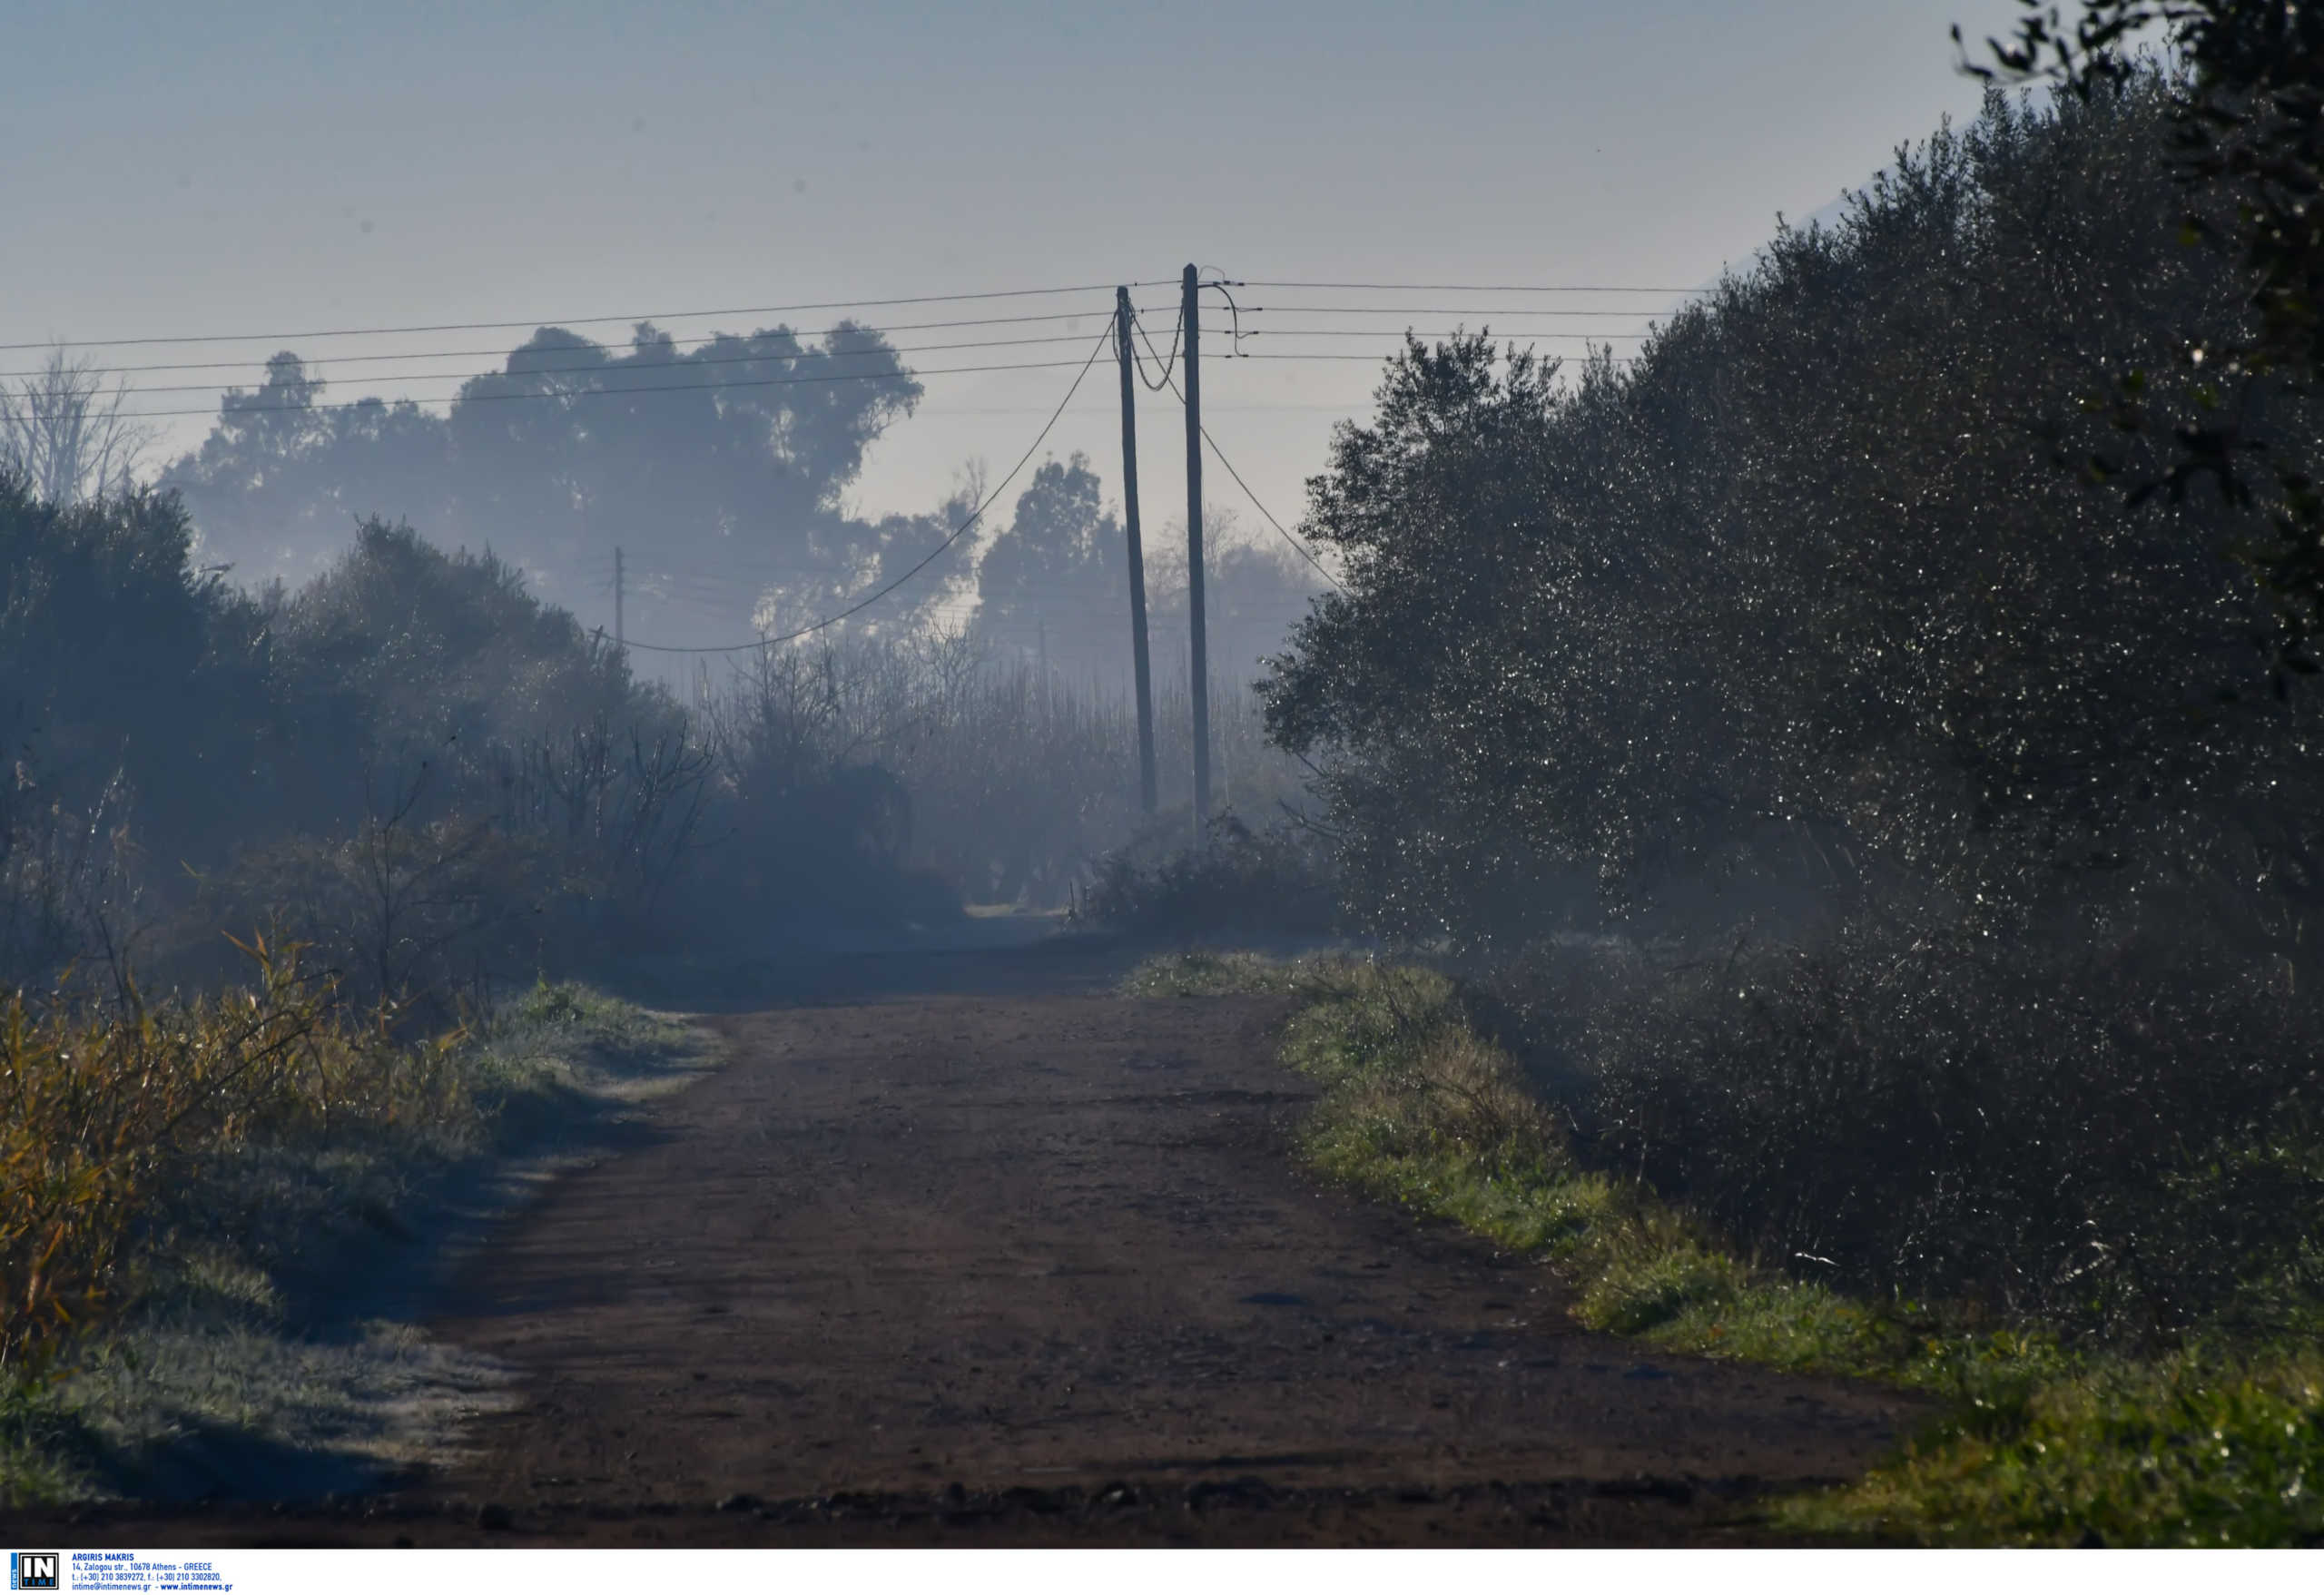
[1213,351,1638,363]
[1241,280,1707,293]
[1196,425,1341,591]
[0,280,1183,352]
[0,306,1178,380]
[1137,347,1342,591]
[44,330,1154,400]
[1129,304,1183,391]
[23,355,1095,424]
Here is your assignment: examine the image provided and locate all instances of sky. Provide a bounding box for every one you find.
[0,0,2034,640]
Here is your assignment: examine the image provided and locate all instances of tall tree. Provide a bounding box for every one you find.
[1266,82,2324,953]
[160,320,921,639]
[972,453,1127,676]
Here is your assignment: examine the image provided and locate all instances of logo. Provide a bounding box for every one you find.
[8,1553,56,1591]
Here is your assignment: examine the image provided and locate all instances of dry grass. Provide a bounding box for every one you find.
[0,938,468,1376]
[0,950,710,1507]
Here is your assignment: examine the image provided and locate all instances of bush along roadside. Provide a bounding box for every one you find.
[1122,950,2324,1547]
[0,952,715,1507]
[1078,812,1341,942]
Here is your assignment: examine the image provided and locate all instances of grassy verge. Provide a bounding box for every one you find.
[1125,949,2324,1546]
[0,970,716,1507]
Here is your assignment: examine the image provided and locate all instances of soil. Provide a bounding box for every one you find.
[12,937,1925,1546]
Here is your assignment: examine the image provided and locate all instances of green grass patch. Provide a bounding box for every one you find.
[1119,949,1345,999]
[1123,948,2324,1545]
[1135,950,1908,1379]
[1790,1350,2324,1546]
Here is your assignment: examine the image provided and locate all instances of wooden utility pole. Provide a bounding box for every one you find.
[1116,286,1158,815]
[1183,263,1211,837]
[614,545,625,655]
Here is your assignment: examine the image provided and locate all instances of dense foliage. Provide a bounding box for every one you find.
[1264,78,2324,1337]
[1971,3,2324,658]
[0,462,1307,999]
[1268,81,2317,956]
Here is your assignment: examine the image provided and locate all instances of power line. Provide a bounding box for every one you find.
[144,327,1643,400]
[0,306,1182,380]
[29,354,1097,423]
[134,346,1644,415]
[0,280,1183,353]
[1227,328,1648,342]
[1197,425,1339,591]
[1130,304,1183,392]
[1213,352,1640,363]
[1232,305,1677,318]
[1242,280,1708,293]
[1132,310,1341,591]
[0,305,1656,383]
[29,339,1628,422]
[1202,305,1671,319]
[619,327,1113,655]
[41,330,1152,400]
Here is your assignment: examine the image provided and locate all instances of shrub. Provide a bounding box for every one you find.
[1492,921,2324,1339]
[1080,812,1338,939]
[0,940,464,1374]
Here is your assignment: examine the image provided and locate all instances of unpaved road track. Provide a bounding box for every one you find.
[22,944,1920,1545]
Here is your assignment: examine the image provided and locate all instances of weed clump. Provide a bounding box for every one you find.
[0,940,467,1375]
[0,948,701,1506]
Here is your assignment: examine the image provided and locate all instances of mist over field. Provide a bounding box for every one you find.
[8,0,2324,1556]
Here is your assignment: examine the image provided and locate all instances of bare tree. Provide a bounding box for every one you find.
[0,345,156,507]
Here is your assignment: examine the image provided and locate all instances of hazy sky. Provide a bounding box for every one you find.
[3,0,2031,633]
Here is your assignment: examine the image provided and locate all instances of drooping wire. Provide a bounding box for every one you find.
[1205,281,1252,356]
[1130,303,1183,391]
[617,325,1114,655]
[1131,309,1342,592]
[1196,424,1342,593]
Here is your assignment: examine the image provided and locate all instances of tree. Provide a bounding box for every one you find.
[1265,83,2324,956]
[159,320,921,640]
[1963,3,2324,668]
[161,352,448,587]
[0,347,156,508]
[0,471,261,875]
[972,453,1127,677]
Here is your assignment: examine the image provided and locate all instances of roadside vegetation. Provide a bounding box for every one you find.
[1078,812,1340,942]
[0,311,1306,1510]
[7,2,2318,1548]
[0,965,709,1506]
[1128,950,2324,1546]
[1111,34,2324,1549]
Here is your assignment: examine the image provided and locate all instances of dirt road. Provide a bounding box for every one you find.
[25,945,1921,1545]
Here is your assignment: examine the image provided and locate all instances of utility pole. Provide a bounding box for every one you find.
[1116,286,1158,815]
[614,545,625,655]
[1183,263,1211,839]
